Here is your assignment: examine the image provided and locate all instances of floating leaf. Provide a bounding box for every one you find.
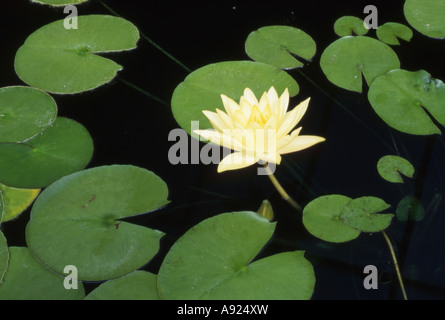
[320,36,400,92]
[334,16,369,37]
[376,22,413,45]
[0,86,57,143]
[396,195,425,222]
[85,271,159,300]
[368,69,445,135]
[26,165,169,281]
[0,192,3,223]
[245,26,316,69]
[0,231,7,283]
[158,211,315,300]
[404,0,445,39]
[0,247,84,300]
[171,61,299,136]
[340,197,394,233]
[15,15,139,94]
[303,195,361,243]
[0,117,94,189]
[0,183,40,222]
[377,155,415,183]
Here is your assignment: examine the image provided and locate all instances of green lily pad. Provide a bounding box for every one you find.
[368,69,445,135]
[340,197,394,233]
[404,0,445,39]
[0,183,40,223]
[85,271,159,300]
[171,61,299,136]
[26,165,169,281]
[0,192,3,223]
[158,211,315,300]
[31,0,89,5]
[303,195,361,243]
[334,16,369,37]
[396,195,425,222]
[0,86,57,143]
[245,26,316,69]
[0,117,94,189]
[320,36,400,92]
[376,22,413,45]
[377,155,415,183]
[15,15,139,94]
[0,231,7,283]
[0,247,85,300]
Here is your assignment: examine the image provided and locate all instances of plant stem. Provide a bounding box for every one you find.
[117,78,168,106]
[381,230,408,300]
[98,0,191,73]
[263,163,302,212]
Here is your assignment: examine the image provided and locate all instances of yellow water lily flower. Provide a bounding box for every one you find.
[194,87,326,173]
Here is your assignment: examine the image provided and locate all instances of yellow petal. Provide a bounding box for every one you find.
[239,97,254,119]
[194,129,244,152]
[264,114,278,130]
[221,94,240,118]
[261,102,272,122]
[266,87,279,108]
[278,134,326,154]
[232,109,249,127]
[217,152,257,172]
[228,128,255,151]
[276,97,310,138]
[258,91,269,113]
[277,88,290,122]
[215,108,235,129]
[248,104,265,126]
[202,110,228,132]
[242,88,259,106]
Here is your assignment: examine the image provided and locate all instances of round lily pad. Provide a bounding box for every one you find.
[15,15,139,94]
[0,231,7,283]
[0,86,57,143]
[376,22,413,45]
[404,0,445,39]
[171,60,299,136]
[245,26,316,69]
[85,271,159,300]
[26,165,169,281]
[0,183,40,222]
[340,196,394,233]
[320,36,400,93]
[377,155,415,183]
[334,16,369,37]
[158,211,315,300]
[303,195,361,243]
[368,69,445,135]
[0,117,94,189]
[0,247,85,300]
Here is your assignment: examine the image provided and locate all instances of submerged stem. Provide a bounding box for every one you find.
[381,230,408,300]
[263,163,302,212]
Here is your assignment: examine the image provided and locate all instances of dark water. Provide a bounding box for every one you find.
[1,0,445,300]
